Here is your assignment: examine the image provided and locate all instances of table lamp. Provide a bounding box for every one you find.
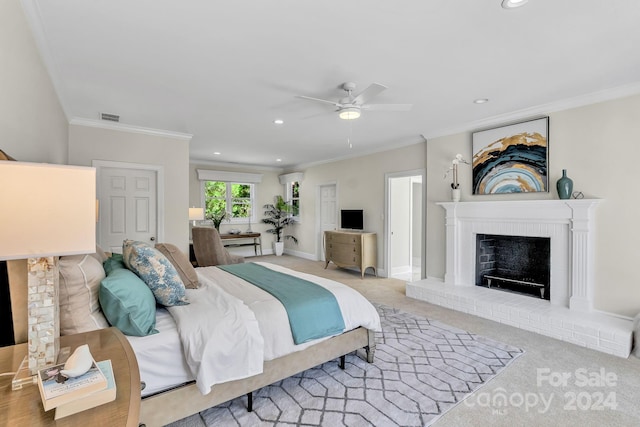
[0,162,96,388]
[189,207,204,226]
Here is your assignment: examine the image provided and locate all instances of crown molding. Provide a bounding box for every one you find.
[423,82,640,141]
[69,118,193,140]
[189,158,284,172]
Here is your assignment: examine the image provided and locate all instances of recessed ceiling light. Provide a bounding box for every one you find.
[213,152,221,155]
[474,98,489,104]
[501,0,528,9]
[276,158,282,162]
[274,119,284,125]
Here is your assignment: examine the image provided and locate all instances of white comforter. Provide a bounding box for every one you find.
[167,262,381,395]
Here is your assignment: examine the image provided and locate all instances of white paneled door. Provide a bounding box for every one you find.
[97,165,158,253]
[318,183,337,261]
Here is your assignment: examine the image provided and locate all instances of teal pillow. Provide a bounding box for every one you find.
[103,253,126,275]
[99,268,158,336]
[122,240,189,306]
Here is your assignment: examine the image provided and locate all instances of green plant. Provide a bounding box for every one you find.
[206,209,229,229]
[262,196,298,243]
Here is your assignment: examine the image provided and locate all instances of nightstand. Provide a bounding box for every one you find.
[0,327,140,426]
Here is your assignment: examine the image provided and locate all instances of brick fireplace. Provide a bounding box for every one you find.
[476,234,550,300]
[406,199,634,357]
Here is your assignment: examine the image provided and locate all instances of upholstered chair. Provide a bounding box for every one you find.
[191,227,245,267]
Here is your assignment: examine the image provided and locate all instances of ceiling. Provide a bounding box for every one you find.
[23,0,640,169]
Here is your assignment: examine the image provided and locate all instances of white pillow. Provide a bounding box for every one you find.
[59,254,110,335]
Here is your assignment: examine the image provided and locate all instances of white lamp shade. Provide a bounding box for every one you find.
[189,207,205,221]
[0,162,96,260]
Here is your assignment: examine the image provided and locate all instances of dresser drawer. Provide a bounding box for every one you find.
[326,251,358,265]
[326,232,359,245]
[328,244,359,259]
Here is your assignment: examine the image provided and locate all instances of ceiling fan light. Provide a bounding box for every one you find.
[339,107,361,120]
[501,0,528,9]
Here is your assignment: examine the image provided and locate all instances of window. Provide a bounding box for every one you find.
[287,181,300,217]
[279,172,304,222]
[203,181,255,224]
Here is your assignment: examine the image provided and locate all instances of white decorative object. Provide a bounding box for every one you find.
[444,153,469,195]
[60,344,93,378]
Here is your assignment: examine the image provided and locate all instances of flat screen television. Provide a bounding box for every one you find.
[340,209,363,230]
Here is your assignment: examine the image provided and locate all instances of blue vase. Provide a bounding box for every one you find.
[556,169,573,199]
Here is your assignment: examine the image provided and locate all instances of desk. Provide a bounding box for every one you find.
[0,327,140,426]
[220,232,263,256]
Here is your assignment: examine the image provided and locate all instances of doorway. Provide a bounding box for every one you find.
[94,160,164,253]
[385,170,425,281]
[316,182,338,261]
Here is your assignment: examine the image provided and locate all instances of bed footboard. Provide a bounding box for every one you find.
[138,326,375,427]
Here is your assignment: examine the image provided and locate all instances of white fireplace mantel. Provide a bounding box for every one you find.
[438,199,600,312]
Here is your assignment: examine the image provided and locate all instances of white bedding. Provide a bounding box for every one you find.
[203,262,381,360]
[126,309,193,396]
[129,262,381,396]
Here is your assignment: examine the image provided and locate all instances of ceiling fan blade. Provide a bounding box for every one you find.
[296,95,341,107]
[351,83,387,105]
[361,103,413,111]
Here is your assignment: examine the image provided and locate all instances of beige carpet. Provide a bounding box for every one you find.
[170,255,640,427]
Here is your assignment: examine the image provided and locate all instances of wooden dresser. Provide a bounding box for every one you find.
[324,230,377,279]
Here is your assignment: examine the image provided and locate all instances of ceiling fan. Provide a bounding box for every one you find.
[297,82,412,120]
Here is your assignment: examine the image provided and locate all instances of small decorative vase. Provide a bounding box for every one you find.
[556,169,573,200]
[451,188,461,202]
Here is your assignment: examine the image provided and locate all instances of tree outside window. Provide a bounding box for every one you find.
[204,181,254,224]
[290,181,300,215]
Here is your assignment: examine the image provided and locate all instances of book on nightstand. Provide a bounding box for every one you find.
[37,359,108,412]
[55,360,117,419]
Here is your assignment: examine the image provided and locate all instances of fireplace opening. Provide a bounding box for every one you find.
[475,234,550,300]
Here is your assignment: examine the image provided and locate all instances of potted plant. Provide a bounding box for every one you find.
[206,209,229,230]
[444,153,469,202]
[262,196,298,256]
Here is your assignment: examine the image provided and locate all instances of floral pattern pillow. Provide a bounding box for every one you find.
[122,239,189,306]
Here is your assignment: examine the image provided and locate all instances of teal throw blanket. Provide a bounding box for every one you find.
[218,263,345,344]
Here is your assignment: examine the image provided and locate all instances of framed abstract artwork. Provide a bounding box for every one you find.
[472,117,549,194]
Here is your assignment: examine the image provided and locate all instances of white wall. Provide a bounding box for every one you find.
[68,124,190,252]
[426,94,640,318]
[0,0,67,163]
[293,143,427,272]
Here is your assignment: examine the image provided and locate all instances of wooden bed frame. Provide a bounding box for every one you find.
[7,259,377,427]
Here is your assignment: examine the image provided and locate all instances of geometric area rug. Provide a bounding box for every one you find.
[186,304,524,426]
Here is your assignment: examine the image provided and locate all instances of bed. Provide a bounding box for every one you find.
[131,261,380,426]
[6,250,380,427]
